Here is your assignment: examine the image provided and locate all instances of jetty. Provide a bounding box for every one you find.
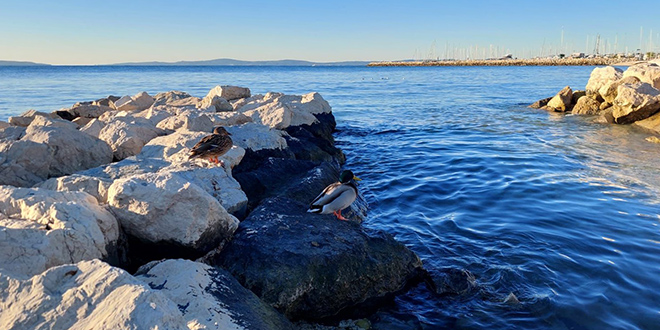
[368,57,639,67]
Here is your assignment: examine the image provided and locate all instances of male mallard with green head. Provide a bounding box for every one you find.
[189,126,233,167]
[307,170,361,221]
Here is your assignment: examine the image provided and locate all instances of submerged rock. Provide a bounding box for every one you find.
[0,260,188,330]
[135,259,293,330]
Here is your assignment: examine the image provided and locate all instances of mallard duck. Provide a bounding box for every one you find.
[189,126,233,167]
[307,170,361,221]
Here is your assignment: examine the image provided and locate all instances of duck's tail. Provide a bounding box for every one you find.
[307,205,322,213]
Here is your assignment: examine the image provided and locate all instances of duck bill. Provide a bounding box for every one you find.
[353,176,362,181]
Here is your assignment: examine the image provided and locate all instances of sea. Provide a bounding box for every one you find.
[1,65,659,330]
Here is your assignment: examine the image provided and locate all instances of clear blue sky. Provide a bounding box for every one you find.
[1,0,658,64]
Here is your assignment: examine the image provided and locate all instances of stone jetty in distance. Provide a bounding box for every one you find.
[369,56,644,67]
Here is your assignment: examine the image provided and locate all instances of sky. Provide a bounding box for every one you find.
[1,0,659,65]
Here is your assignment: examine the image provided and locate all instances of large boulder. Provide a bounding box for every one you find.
[0,186,119,278]
[37,174,113,204]
[543,86,573,112]
[612,81,660,124]
[7,110,56,127]
[22,118,113,178]
[598,76,640,104]
[107,172,239,257]
[226,123,288,151]
[572,96,602,115]
[79,118,105,138]
[155,110,214,132]
[0,118,113,187]
[114,91,155,112]
[207,111,253,127]
[236,92,333,129]
[199,95,234,112]
[623,62,660,90]
[151,90,194,107]
[207,162,419,321]
[585,66,624,97]
[0,125,26,141]
[205,85,251,102]
[208,197,423,321]
[99,117,162,160]
[135,259,293,330]
[67,104,113,118]
[138,129,245,166]
[0,260,188,330]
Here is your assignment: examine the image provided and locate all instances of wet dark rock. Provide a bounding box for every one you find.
[206,195,424,321]
[431,268,478,296]
[528,96,552,109]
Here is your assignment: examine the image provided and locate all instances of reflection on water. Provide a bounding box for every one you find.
[1,65,660,329]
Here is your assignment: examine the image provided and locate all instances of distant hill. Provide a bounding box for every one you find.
[0,60,50,66]
[112,58,370,66]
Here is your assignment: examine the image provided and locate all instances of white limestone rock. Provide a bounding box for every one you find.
[634,111,660,135]
[152,90,194,107]
[160,161,248,215]
[598,76,641,104]
[0,126,26,141]
[623,62,660,90]
[131,107,174,126]
[226,123,288,151]
[107,172,239,252]
[0,260,188,330]
[585,66,624,97]
[205,85,251,101]
[22,122,113,178]
[207,111,253,127]
[0,140,51,186]
[0,186,119,279]
[135,259,293,330]
[572,96,601,115]
[37,174,113,203]
[236,92,332,129]
[156,110,214,133]
[612,81,660,124]
[68,104,113,118]
[114,91,155,112]
[79,118,105,138]
[99,117,163,160]
[543,86,573,112]
[199,94,234,112]
[139,129,244,167]
[27,115,78,131]
[7,110,56,127]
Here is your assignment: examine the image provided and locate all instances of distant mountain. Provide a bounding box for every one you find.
[112,58,370,66]
[0,60,50,66]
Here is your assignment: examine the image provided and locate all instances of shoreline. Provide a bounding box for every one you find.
[368,58,645,67]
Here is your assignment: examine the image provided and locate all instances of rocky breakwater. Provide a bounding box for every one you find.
[0,85,426,328]
[530,63,660,142]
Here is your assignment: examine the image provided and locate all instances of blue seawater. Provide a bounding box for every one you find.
[1,66,659,329]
